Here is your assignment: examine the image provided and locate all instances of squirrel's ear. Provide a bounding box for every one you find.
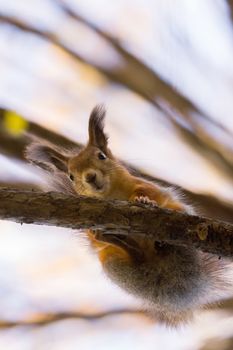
[25,142,69,173]
[88,104,108,151]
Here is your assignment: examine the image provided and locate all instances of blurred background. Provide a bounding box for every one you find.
[0,0,233,349]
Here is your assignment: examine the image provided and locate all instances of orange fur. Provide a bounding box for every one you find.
[25,104,233,326]
[87,229,132,264]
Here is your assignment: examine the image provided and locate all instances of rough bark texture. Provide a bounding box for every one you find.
[0,189,232,257]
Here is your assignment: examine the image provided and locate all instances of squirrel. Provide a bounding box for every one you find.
[25,105,233,326]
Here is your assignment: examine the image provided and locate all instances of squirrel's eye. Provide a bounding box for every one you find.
[69,174,74,181]
[98,152,106,160]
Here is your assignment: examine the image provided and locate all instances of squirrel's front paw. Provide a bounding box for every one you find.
[134,196,157,207]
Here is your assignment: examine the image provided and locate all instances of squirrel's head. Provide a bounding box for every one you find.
[25,105,122,198]
[68,104,119,197]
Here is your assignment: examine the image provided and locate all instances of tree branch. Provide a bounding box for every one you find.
[0,108,79,160]
[0,309,146,328]
[55,0,229,130]
[0,108,233,223]
[227,0,233,22]
[0,189,232,257]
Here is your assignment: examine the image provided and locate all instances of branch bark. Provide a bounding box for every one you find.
[0,189,233,257]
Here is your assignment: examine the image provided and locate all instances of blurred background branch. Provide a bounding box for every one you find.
[0,12,232,182]
[0,1,233,348]
[227,0,233,21]
[0,308,146,328]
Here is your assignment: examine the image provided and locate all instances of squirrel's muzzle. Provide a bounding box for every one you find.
[85,171,97,184]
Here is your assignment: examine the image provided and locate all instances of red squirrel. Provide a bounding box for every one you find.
[25,105,233,326]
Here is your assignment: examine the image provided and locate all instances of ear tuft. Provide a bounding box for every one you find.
[88,104,108,150]
[25,142,68,173]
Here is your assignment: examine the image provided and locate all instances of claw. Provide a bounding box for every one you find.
[134,196,157,207]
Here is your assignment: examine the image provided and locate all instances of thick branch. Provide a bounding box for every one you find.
[0,189,232,257]
[0,108,232,223]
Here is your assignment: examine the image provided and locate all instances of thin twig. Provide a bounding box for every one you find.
[0,309,146,328]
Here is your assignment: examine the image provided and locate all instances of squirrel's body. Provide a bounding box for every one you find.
[25,105,233,326]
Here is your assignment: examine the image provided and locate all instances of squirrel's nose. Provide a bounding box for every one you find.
[85,172,96,184]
